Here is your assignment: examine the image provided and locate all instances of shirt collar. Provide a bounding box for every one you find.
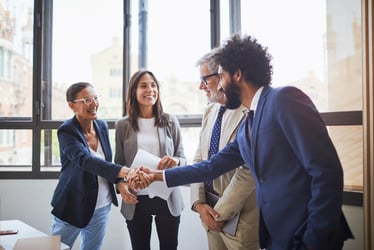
[250,86,264,113]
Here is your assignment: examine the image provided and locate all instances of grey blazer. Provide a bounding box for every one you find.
[115,114,186,220]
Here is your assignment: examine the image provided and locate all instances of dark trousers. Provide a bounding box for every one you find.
[126,195,180,250]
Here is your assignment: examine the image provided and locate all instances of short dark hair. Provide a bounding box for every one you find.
[66,82,94,102]
[215,34,273,87]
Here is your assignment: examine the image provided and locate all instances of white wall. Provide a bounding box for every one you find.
[0,180,363,250]
[0,180,207,250]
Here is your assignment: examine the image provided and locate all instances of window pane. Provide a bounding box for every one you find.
[241,0,362,112]
[0,0,33,118]
[241,0,363,192]
[329,126,363,191]
[130,0,211,115]
[40,128,117,172]
[220,0,230,40]
[40,129,60,171]
[180,127,201,163]
[0,129,32,169]
[52,0,123,120]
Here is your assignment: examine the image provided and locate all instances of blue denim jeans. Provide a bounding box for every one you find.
[51,204,111,250]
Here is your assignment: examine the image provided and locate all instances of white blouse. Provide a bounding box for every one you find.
[89,141,112,209]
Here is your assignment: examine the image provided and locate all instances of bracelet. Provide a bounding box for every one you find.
[120,177,128,183]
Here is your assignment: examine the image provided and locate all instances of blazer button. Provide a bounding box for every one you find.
[259,177,264,183]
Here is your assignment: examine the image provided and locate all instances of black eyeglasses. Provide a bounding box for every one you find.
[200,72,219,85]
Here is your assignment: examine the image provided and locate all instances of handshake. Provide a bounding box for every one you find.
[126,166,155,189]
[117,155,178,204]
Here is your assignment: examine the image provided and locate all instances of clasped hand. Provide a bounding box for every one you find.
[195,203,224,232]
[117,156,177,204]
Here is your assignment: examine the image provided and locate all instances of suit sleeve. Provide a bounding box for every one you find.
[165,140,244,187]
[114,119,126,166]
[58,123,122,183]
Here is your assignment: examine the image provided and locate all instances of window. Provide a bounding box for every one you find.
[126,0,212,161]
[0,0,33,172]
[0,0,33,119]
[52,0,123,121]
[0,0,367,197]
[239,0,363,192]
[0,129,32,168]
[0,1,371,248]
[129,0,211,116]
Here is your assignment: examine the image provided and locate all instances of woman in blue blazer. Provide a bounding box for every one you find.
[143,35,354,250]
[50,82,132,250]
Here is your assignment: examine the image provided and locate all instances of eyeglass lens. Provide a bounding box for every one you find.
[201,73,218,85]
[84,97,99,104]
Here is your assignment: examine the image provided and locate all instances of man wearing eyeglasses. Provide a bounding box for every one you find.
[140,34,354,250]
[190,49,259,250]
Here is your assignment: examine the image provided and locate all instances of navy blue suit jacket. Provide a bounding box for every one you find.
[51,117,122,228]
[165,86,353,249]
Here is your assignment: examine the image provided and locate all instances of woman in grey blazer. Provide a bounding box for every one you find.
[115,70,186,250]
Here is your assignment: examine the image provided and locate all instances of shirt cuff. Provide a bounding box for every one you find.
[163,170,168,186]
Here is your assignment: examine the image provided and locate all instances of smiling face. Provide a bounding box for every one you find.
[69,86,99,122]
[199,62,225,104]
[217,66,242,109]
[135,73,158,109]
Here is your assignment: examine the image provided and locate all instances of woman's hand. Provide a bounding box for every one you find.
[117,182,138,204]
[156,156,179,170]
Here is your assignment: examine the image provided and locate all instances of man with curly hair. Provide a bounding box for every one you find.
[135,34,354,250]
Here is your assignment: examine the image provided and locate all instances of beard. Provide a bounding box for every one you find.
[224,79,242,109]
[208,90,225,104]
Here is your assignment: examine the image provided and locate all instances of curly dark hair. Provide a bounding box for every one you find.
[215,34,273,87]
[126,69,169,131]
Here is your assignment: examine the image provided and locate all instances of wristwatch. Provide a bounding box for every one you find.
[173,157,180,166]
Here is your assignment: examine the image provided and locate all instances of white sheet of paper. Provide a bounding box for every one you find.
[130,149,173,200]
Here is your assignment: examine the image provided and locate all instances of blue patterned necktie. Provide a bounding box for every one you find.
[205,105,226,194]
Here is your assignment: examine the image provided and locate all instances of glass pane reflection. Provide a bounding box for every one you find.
[0,129,32,169]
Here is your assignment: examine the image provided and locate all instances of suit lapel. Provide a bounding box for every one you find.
[251,86,271,172]
[200,105,216,159]
[237,121,253,170]
[220,106,246,148]
[158,126,166,156]
[94,120,109,160]
[201,104,246,158]
[125,124,138,166]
